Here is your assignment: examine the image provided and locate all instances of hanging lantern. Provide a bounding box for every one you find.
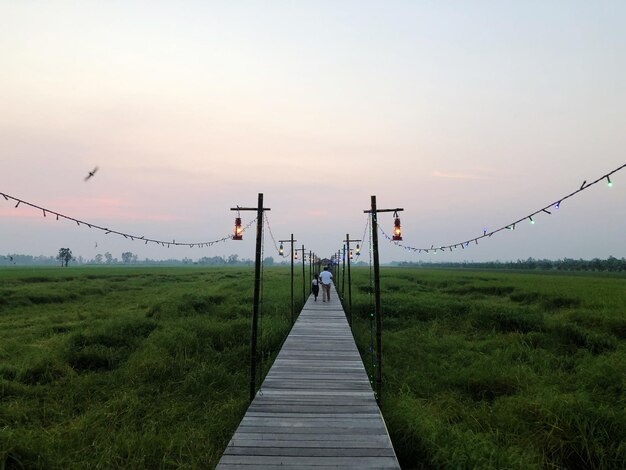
[392,213,402,241]
[279,243,284,256]
[356,243,361,255]
[233,217,243,240]
[294,250,298,260]
[349,249,353,260]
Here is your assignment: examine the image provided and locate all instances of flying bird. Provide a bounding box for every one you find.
[84,166,99,181]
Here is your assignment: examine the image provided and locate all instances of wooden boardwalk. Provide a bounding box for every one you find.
[216,284,400,469]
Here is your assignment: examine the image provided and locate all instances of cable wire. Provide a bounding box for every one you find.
[0,191,255,248]
[379,164,625,254]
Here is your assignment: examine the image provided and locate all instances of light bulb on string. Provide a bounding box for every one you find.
[529,216,535,225]
[607,176,613,188]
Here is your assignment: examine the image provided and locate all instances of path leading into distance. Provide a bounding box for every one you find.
[216,284,400,469]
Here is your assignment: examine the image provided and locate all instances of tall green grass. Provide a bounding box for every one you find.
[0,266,301,469]
[349,268,626,469]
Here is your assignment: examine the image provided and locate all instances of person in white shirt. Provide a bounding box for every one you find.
[319,267,333,302]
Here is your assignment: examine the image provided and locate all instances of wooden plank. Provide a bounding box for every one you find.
[216,284,399,469]
[219,455,400,468]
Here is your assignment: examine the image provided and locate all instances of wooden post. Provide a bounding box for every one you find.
[341,244,346,301]
[291,235,294,323]
[344,233,361,328]
[231,194,270,403]
[279,234,297,324]
[370,196,382,402]
[364,198,403,405]
[251,194,264,403]
[301,245,306,304]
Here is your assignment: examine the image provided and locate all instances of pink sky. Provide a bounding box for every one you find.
[1,1,625,263]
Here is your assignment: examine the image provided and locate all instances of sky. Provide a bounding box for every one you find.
[1,1,625,264]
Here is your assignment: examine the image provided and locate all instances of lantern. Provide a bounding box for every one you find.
[233,217,243,240]
[279,243,284,256]
[294,250,298,260]
[392,216,402,241]
[349,249,353,260]
[356,243,361,255]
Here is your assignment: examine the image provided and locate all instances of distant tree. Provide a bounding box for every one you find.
[121,252,134,264]
[104,252,113,264]
[264,256,274,266]
[57,248,73,267]
[94,254,103,264]
[227,254,239,265]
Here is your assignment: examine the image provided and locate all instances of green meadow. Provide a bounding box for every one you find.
[1,266,625,469]
[350,268,626,469]
[0,266,300,469]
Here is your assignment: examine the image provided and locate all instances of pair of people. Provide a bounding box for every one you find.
[312,267,333,302]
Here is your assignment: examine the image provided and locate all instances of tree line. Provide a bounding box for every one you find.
[2,252,624,271]
[392,256,626,272]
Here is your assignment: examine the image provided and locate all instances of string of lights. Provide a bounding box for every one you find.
[378,164,625,254]
[263,213,283,256]
[0,191,256,248]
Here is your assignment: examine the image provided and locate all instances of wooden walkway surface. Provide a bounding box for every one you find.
[216,284,400,469]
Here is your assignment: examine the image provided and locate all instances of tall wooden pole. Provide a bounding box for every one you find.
[250,193,264,402]
[279,234,297,324]
[341,244,346,301]
[363,198,403,405]
[302,245,307,304]
[232,195,271,403]
[290,234,294,324]
[345,234,353,327]
[336,250,341,294]
[370,195,382,402]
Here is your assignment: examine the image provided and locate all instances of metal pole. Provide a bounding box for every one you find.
[309,250,312,290]
[249,193,264,403]
[371,195,382,403]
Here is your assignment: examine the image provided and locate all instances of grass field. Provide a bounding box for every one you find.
[349,268,626,469]
[1,266,625,469]
[0,266,302,469]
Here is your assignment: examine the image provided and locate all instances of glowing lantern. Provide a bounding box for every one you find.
[233,217,243,240]
[356,243,361,255]
[294,251,298,260]
[392,215,402,241]
[279,243,284,256]
[349,250,353,260]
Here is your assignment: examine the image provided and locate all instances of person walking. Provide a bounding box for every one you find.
[311,273,320,301]
[319,266,333,302]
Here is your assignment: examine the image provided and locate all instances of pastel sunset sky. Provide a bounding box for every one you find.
[1,1,625,263]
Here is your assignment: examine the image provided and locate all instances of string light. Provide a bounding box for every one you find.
[0,191,254,248]
[378,164,624,254]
